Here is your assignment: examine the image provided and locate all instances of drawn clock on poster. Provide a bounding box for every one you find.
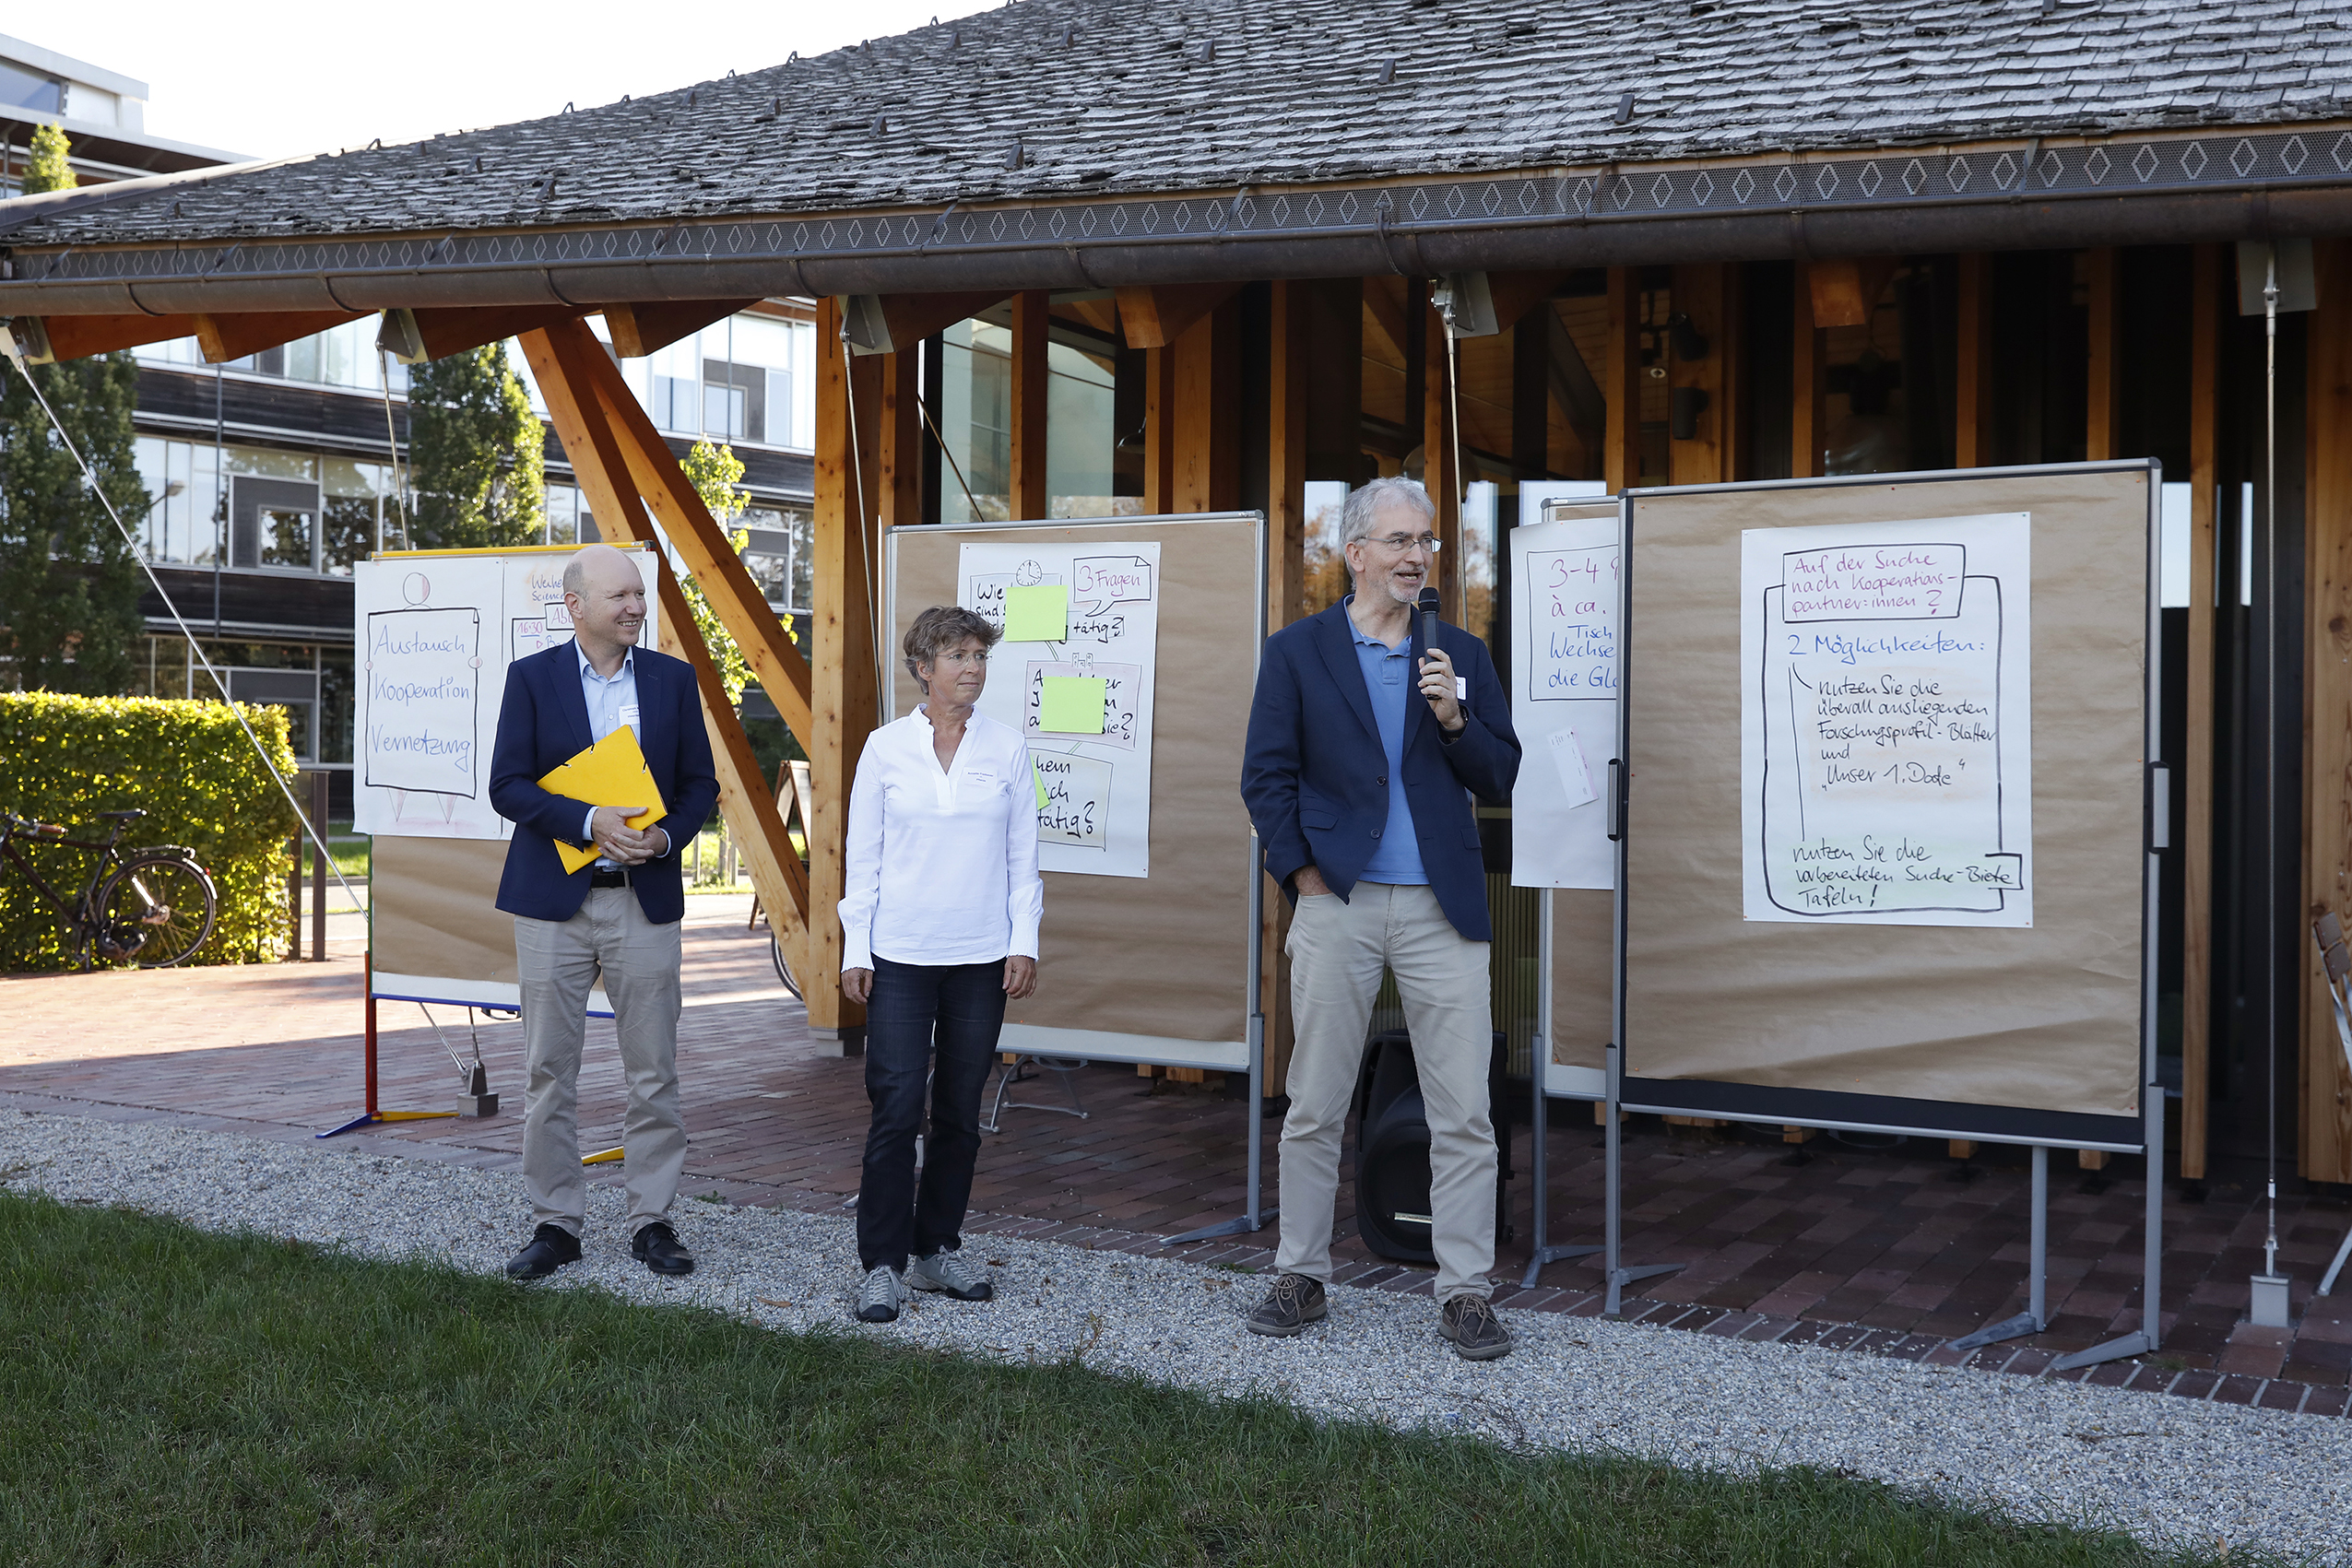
[958,542,1163,878]
[1740,513,2034,928]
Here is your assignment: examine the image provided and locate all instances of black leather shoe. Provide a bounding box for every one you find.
[505,1222,583,1280]
[631,1220,695,1276]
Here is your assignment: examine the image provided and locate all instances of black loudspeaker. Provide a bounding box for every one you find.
[1351,1029,1515,1266]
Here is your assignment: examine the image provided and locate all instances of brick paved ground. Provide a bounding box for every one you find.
[4,897,2347,1417]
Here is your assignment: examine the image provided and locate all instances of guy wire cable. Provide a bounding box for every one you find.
[6,324,466,1071]
[2263,251,2281,1282]
[376,347,410,550]
[0,324,362,922]
[916,379,984,522]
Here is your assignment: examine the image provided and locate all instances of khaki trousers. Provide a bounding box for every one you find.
[514,886,686,1238]
[1276,880,1496,1303]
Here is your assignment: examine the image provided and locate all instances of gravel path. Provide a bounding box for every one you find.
[1,1107,2341,1563]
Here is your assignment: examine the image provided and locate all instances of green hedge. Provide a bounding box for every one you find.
[0,693,299,972]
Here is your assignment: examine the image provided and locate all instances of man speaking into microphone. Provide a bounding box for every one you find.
[1239,476,1521,1360]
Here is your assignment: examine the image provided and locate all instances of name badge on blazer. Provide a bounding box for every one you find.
[961,769,999,794]
[619,702,643,729]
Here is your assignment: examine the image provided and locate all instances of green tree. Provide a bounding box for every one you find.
[23,123,73,193]
[405,342,544,549]
[680,440,754,705]
[0,128,146,694]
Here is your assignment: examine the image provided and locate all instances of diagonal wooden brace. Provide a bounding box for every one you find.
[518,324,811,969]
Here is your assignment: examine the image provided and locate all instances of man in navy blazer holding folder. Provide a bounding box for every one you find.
[1240,477,1522,1360]
[489,542,718,1282]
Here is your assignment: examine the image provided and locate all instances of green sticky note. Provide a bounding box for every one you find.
[1032,762,1046,808]
[1002,584,1069,643]
[1037,676,1107,735]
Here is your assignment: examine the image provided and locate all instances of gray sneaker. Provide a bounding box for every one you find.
[908,1248,994,1302]
[856,1264,905,1323]
[1244,1272,1328,1337]
[1439,1294,1514,1361]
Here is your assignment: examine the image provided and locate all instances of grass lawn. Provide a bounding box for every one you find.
[296,823,370,883]
[0,1190,2229,1567]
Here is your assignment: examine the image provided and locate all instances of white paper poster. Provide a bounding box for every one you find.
[957,541,1161,878]
[1741,513,2031,926]
[1510,512,1620,889]
[353,547,658,839]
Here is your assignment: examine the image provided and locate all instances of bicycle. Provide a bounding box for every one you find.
[0,808,219,971]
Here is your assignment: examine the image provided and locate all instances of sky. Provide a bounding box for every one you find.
[27,0,1003,161]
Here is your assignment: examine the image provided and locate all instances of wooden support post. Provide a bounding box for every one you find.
[806,298,884,1045]
[1603,267,1644,492]
[1141,345,1176,513]
[1263,281,1311,1099]
[1956,253,1995,468]
[1424,289,1462,608]
[1791,262,1826,478]
[1667,264,1729,486]
[521,325,814,978]
[880,345,924,531]
[2078,1149,2110,1172]
[1947,1139,1977,1161]
[1171,299,1239,513]
[1782,1125,1817,1144]
[2303,237,2352,1185]
[2086,248,2122,462]
[1010,290,1050,519]
[2181,244,2222,1183]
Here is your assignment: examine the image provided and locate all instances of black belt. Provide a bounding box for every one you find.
[588,867,632,889]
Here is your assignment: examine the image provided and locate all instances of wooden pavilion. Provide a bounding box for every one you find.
[4,0,2351,1185]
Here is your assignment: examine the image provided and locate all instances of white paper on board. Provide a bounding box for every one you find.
[957,541,1162,878]
[351,547,659,841]
[1739,512,2033,927]
[1548,729,1598,810]
[1509,512,1620,890]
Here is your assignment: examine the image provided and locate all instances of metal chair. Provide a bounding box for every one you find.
[2308,913,2352,1295]
[981,1055,1090,1133]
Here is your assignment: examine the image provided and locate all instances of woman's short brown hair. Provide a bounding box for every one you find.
[903,604,1001,689]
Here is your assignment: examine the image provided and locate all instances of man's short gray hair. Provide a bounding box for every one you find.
[1341,476,1437,548]
[903,604,1000,689]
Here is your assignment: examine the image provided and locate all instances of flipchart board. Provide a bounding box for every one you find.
[1617,465,2158,1149]
[885,513,1264,1070]
[358,545,654,1017]
[1507,498,1622,1100]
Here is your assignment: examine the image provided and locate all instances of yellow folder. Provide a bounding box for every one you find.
[538,725,668,875]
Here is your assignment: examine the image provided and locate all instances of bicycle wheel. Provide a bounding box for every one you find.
[771,934,802,1000]
[90,854,219,968]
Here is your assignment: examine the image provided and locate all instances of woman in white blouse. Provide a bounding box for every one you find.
[837,604,1044,1324]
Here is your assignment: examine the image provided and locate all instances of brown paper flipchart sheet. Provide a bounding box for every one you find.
[1551,889,1613,1071]
[889,515,1262,1045]
[371,834,516,987]
[1623,468,2149,1122]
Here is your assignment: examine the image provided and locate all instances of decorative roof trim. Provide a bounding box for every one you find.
[6,127,2348,313]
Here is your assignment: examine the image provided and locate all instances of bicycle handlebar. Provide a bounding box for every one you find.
[0,811,68,839]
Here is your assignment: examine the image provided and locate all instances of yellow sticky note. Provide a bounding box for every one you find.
[1003,584,1069,643]
[1037,676,1107,735]
[1032,762,1047,808]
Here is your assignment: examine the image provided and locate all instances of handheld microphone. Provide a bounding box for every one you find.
[1416,586,1442,701]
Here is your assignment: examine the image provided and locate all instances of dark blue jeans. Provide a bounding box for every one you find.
[857,956,1006,1273]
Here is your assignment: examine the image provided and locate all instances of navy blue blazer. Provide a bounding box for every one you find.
[488,643,719,925]
[1241,601,1519,942]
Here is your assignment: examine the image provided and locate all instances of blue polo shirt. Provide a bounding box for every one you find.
[1345,596,1427,886]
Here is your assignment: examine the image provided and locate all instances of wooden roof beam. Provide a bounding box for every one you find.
[194,309,366,363]
[1806,256,1901,328]
[603,299,757,359]
[840,290,1012,355]
[12,312,200,362]
[389,304,592,363]
[1117,282,1244,349]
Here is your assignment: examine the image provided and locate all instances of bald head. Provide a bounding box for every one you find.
[562,542,640,597]
[562,543,647,673]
